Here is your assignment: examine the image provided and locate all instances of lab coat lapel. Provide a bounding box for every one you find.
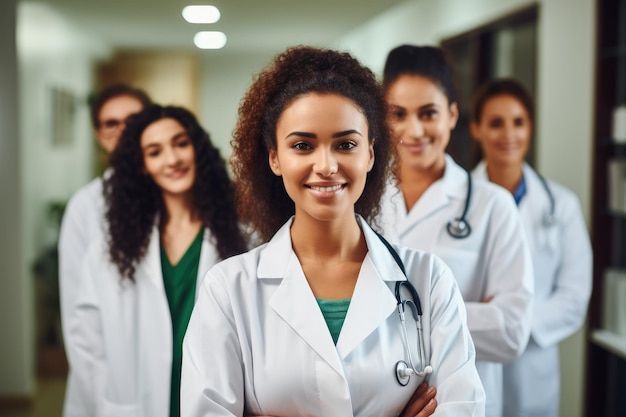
[520,164,551,218]
[397,155,463,235]
[336,257,398,359]
[472,160,488,181]
[139,226,165,292]
[262,220,345,377]
[196,229,219,297]
[134,226,173,408]
[520,164,558,252]
[336,216,403,359]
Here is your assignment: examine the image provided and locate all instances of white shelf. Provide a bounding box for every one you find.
[591,329,626,360]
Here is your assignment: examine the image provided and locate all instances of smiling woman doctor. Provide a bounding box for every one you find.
[64,105,247,417]
[470,78,592,417]
[377,45,534,417]
[181,46,485,417]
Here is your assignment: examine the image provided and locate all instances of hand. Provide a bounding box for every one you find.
[482,295,494,303]
[399,381,437,417]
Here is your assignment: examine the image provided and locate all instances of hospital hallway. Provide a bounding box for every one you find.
[0,377,65,417]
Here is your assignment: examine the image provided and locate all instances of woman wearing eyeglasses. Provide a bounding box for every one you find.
[59,83,152,417]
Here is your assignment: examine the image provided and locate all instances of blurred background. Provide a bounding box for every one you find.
[0,0,617,416]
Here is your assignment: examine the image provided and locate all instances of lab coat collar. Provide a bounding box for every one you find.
[397,154,468,230]
[357,215,406,284]
[257,218,295,279]
[102,166,113,180]
[520,163,552,209]
[257,215,406,282]
[336,216,401,357]
[472,160,488,181]
[261,215,402,369]
[473,161,551,210]
[140,225,214,298]
[263,219,346,376]
[196,229,216,296]
[439,154,469,200]
[140,226,165,291]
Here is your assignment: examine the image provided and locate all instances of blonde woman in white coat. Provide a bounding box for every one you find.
[470,78,592,417]
[64,105,247,417]
[378,45,534,417]
[59,84,151,416]
[181,46,485,417]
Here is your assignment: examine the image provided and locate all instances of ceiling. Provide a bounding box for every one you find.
[25,0,407,55]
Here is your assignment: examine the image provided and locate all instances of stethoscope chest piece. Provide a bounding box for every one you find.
[375,233,434,387]
[543,212,555,228]
[396,360,411,386]
[446,218,471,239]
[445,168,473,239]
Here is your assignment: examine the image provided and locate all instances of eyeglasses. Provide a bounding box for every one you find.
[98,116,132,133]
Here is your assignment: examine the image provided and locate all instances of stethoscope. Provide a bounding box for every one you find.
[448,169,557,237]
[446,169,472,239]
[537,173,556,227]
[375,232,433,386]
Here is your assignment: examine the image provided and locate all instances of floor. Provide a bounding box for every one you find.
[0,377,66,417]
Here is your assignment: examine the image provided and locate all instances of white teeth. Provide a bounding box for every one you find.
[310,184,342,192]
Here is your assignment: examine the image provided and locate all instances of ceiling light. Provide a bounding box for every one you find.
[193,31,227,49]
[182,5,220,24]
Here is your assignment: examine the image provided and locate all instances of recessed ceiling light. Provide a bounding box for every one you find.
[193,31,227,49]
[182,5,220,24]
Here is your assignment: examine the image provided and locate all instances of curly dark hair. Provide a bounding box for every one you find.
[231,45,394,242]
[105,105,247,280]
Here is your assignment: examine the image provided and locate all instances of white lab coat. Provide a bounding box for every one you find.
[64,225,220,417]
[378,155,534,417]
[58,175,107,417]
[181,215,486,417]
[473,161,592,417]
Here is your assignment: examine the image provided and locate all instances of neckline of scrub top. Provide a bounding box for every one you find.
[513,174,527,206]
[160,226,203,417]
[316,298,351,345]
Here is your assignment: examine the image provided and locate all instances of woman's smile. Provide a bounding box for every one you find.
[306,182,346,198]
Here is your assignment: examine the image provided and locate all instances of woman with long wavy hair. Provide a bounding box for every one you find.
[64,104,247,417]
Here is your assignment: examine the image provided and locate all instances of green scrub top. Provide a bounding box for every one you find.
[160,228,204,417]
[316,298,351,345]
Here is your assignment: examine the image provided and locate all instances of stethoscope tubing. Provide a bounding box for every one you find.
[446,168,472,239]
[374,232,433,386]
[385,168,557,387]
[448,168,556,237]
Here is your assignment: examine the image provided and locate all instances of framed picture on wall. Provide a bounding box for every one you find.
[50,86,75,146]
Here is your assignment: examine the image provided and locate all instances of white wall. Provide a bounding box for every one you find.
[0,2,110,396]
[198,53,273,159]
[336,1,595,416]
[337,0,536,76]
[535,3,595,416]
[18,3,110,253]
